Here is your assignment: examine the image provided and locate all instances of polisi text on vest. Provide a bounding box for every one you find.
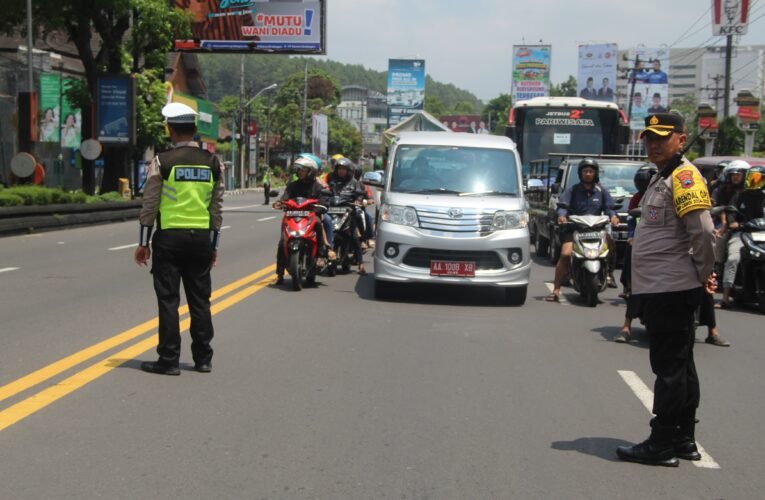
[175,167,211,182]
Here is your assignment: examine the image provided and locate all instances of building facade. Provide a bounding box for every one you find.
[337,85,387,156]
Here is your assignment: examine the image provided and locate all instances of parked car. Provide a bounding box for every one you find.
[527,154,650,265]
[366,131,530,305]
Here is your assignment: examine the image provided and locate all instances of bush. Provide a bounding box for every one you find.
[0,192,24,207]
[5,186,53,205]
[97,191,125,202]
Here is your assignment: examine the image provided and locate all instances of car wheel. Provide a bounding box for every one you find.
[535,230,549,257]
[504,286,527,306]
[550,231,560,264]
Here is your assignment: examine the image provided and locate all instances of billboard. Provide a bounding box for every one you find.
[439,114,488,133]
[512,45,551,102]
[577,44,618,102]
[387,59,426,127]
[627,47,670,130]
[173,0,325,54]
[311,112,328,162]
[712,0,750,35]
[97,76,134,145]
[39,73,81,147]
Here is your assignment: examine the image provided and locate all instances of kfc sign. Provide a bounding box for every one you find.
[712,0,750,36]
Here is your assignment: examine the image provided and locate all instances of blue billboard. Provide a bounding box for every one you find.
[97,76,134,145]
[387,59,426,127]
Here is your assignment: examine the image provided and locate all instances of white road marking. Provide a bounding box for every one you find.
[57,242,65,245]
[0,267,20,274]
[221,226,231,230]
[108,243,138,251]
[618,370,720,469]
[544,282,568,304]
[257,216,276,222]
[223,204,263,211]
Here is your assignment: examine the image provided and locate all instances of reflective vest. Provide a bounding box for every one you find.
[159,163,214,229]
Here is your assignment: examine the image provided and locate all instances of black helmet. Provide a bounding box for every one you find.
[633,164,658,193]
[334,157,354,175]
[577,158,600,183]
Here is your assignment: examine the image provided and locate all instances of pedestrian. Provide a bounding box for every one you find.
[263,166,272,205]
[134,102,225,375]
[617,113,717,467]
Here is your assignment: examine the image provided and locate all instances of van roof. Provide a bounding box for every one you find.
[394,131,517,150]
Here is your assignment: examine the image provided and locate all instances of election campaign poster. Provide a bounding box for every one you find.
[577,44,618,102]
[387,59,426,127]
[512,45,551,102]
[173,0,325,54]
[627,47,670,130]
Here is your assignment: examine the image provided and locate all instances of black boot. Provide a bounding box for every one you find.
[617,421,679,467]
[674,411,701,461]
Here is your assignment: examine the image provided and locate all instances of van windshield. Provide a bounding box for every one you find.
[390,145,519,195]
[596,162,648,197]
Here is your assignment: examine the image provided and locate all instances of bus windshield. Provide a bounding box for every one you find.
[521,108,604,165]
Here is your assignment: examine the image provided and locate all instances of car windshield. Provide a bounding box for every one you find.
[597,162,647,197]
[390,145,519,195]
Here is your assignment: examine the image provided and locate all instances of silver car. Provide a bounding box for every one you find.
[369,132,531,305]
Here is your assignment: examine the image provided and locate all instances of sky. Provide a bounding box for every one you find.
[319,0,765,102]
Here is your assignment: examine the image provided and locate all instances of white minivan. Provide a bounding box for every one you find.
[368,132,531,305]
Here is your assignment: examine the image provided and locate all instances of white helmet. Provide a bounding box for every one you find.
[722,159,751,177]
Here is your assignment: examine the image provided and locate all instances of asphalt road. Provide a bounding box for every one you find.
[1,192,763,499]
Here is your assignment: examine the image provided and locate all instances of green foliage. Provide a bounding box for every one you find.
[0,193,24,207]
[97,191,127,202]
[0,186,127,206]
[550,76,577,97]
[716,117,744,155]
[482,94,513,134]
[424,95,447,118]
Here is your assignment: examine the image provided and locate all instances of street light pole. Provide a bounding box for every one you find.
[240,83,278,183]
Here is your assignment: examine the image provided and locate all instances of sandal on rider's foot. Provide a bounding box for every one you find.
[544,292,560,303]
[705,334,731,347]
[275,275,284,285]
[358,267,368,276]
[614,329,631,343]
[327,250,337,260]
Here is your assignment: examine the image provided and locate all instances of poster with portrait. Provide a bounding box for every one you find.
[577,44,618,102]
[311,112,328,163]
[38,73,81,146]
[511,45,551,102]
[173,0,325,55]
[627,47,670,130]
[387,59,426,127]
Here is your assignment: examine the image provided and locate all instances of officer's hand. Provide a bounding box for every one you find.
[134,246,150,267]
[211,251,218,268]
[272,201,283,209]
[729,221,739,230]
[557,216,567,224]
[705,272,718,295]
[610,215,620,227]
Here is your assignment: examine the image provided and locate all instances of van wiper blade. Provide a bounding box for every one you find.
[409,188,462,195]
[459,190,517,197]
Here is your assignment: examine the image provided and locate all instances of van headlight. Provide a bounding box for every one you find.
[492,210,528,230]
[381,204,419,227]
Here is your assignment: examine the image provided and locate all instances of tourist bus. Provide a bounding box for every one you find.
[505,96,630,178]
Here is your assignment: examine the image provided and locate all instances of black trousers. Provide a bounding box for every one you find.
[151,230,214,367]
[638,288,703,428]
[264,183,271,204]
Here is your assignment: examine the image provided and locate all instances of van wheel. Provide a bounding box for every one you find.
[550,233,560,264]
[504,286,527,306]
[535,231,549,257]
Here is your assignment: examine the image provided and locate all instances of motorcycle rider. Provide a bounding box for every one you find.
[273,154,332,285]
[326,156,368,275]
[719,165,765,308]
[716,160,752,308]
[545,158,620,302]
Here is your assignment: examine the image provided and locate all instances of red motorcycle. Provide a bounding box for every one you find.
[279,197,322,290]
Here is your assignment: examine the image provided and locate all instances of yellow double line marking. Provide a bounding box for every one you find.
[0,264,276,433]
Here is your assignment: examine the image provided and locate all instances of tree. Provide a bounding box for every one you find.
[481,93,512,135]
[424,95,447,118]
[550,76,577,97]
[1,0,189,193]
[715,117,744,156]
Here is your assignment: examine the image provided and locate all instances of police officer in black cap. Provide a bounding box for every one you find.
[134,102,225,375]
[617,112,716,466]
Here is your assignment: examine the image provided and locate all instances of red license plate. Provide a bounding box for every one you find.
[430,260,476,277]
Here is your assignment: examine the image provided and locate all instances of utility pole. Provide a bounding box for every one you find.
[724,34,733,118]
[239,54,245,188]
[699,74,725,112]
[300,62,308,152]
[26,0,33,92]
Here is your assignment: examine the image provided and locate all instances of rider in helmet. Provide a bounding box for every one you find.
[546,158,621,302]
[712,159,750,206]
[719,164,765,309]
[272,154,332,284]
[615,163,658,342]
[326,156,368,274]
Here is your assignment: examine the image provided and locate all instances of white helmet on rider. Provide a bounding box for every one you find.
[292,154,320,178]
[722,159,751,180]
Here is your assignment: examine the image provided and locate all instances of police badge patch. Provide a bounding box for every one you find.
[675,170,695,189]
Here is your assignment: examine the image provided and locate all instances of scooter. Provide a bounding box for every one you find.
[279,197,323,291]
[325,194,359,276]
[727,208,765,314]
[558,207,611,307]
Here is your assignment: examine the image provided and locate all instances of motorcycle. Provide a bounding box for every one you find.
[325,194,361,276]
[279,197,323,291]
[558,207,611,307]
[726,208,765,314]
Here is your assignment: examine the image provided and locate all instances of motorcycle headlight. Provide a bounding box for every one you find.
[288,228,307,237]
[381,204,419,227]
[492,210,528,230]
[584,247,600,259]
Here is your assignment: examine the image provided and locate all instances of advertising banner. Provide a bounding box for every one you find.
[577,44,618,102]
[439,114,488,133]
[712,0,750,35]
[511,45,551,102]
[387,59,426,127]
[173,0,325,54]
[97,76,134,145]
[627,47,670,130]
[39,73,81,146]
[311,112,328,162]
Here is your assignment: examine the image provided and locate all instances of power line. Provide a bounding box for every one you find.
[668,6,712,48]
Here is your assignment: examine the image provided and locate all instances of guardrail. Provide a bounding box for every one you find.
[0,201,142,236]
